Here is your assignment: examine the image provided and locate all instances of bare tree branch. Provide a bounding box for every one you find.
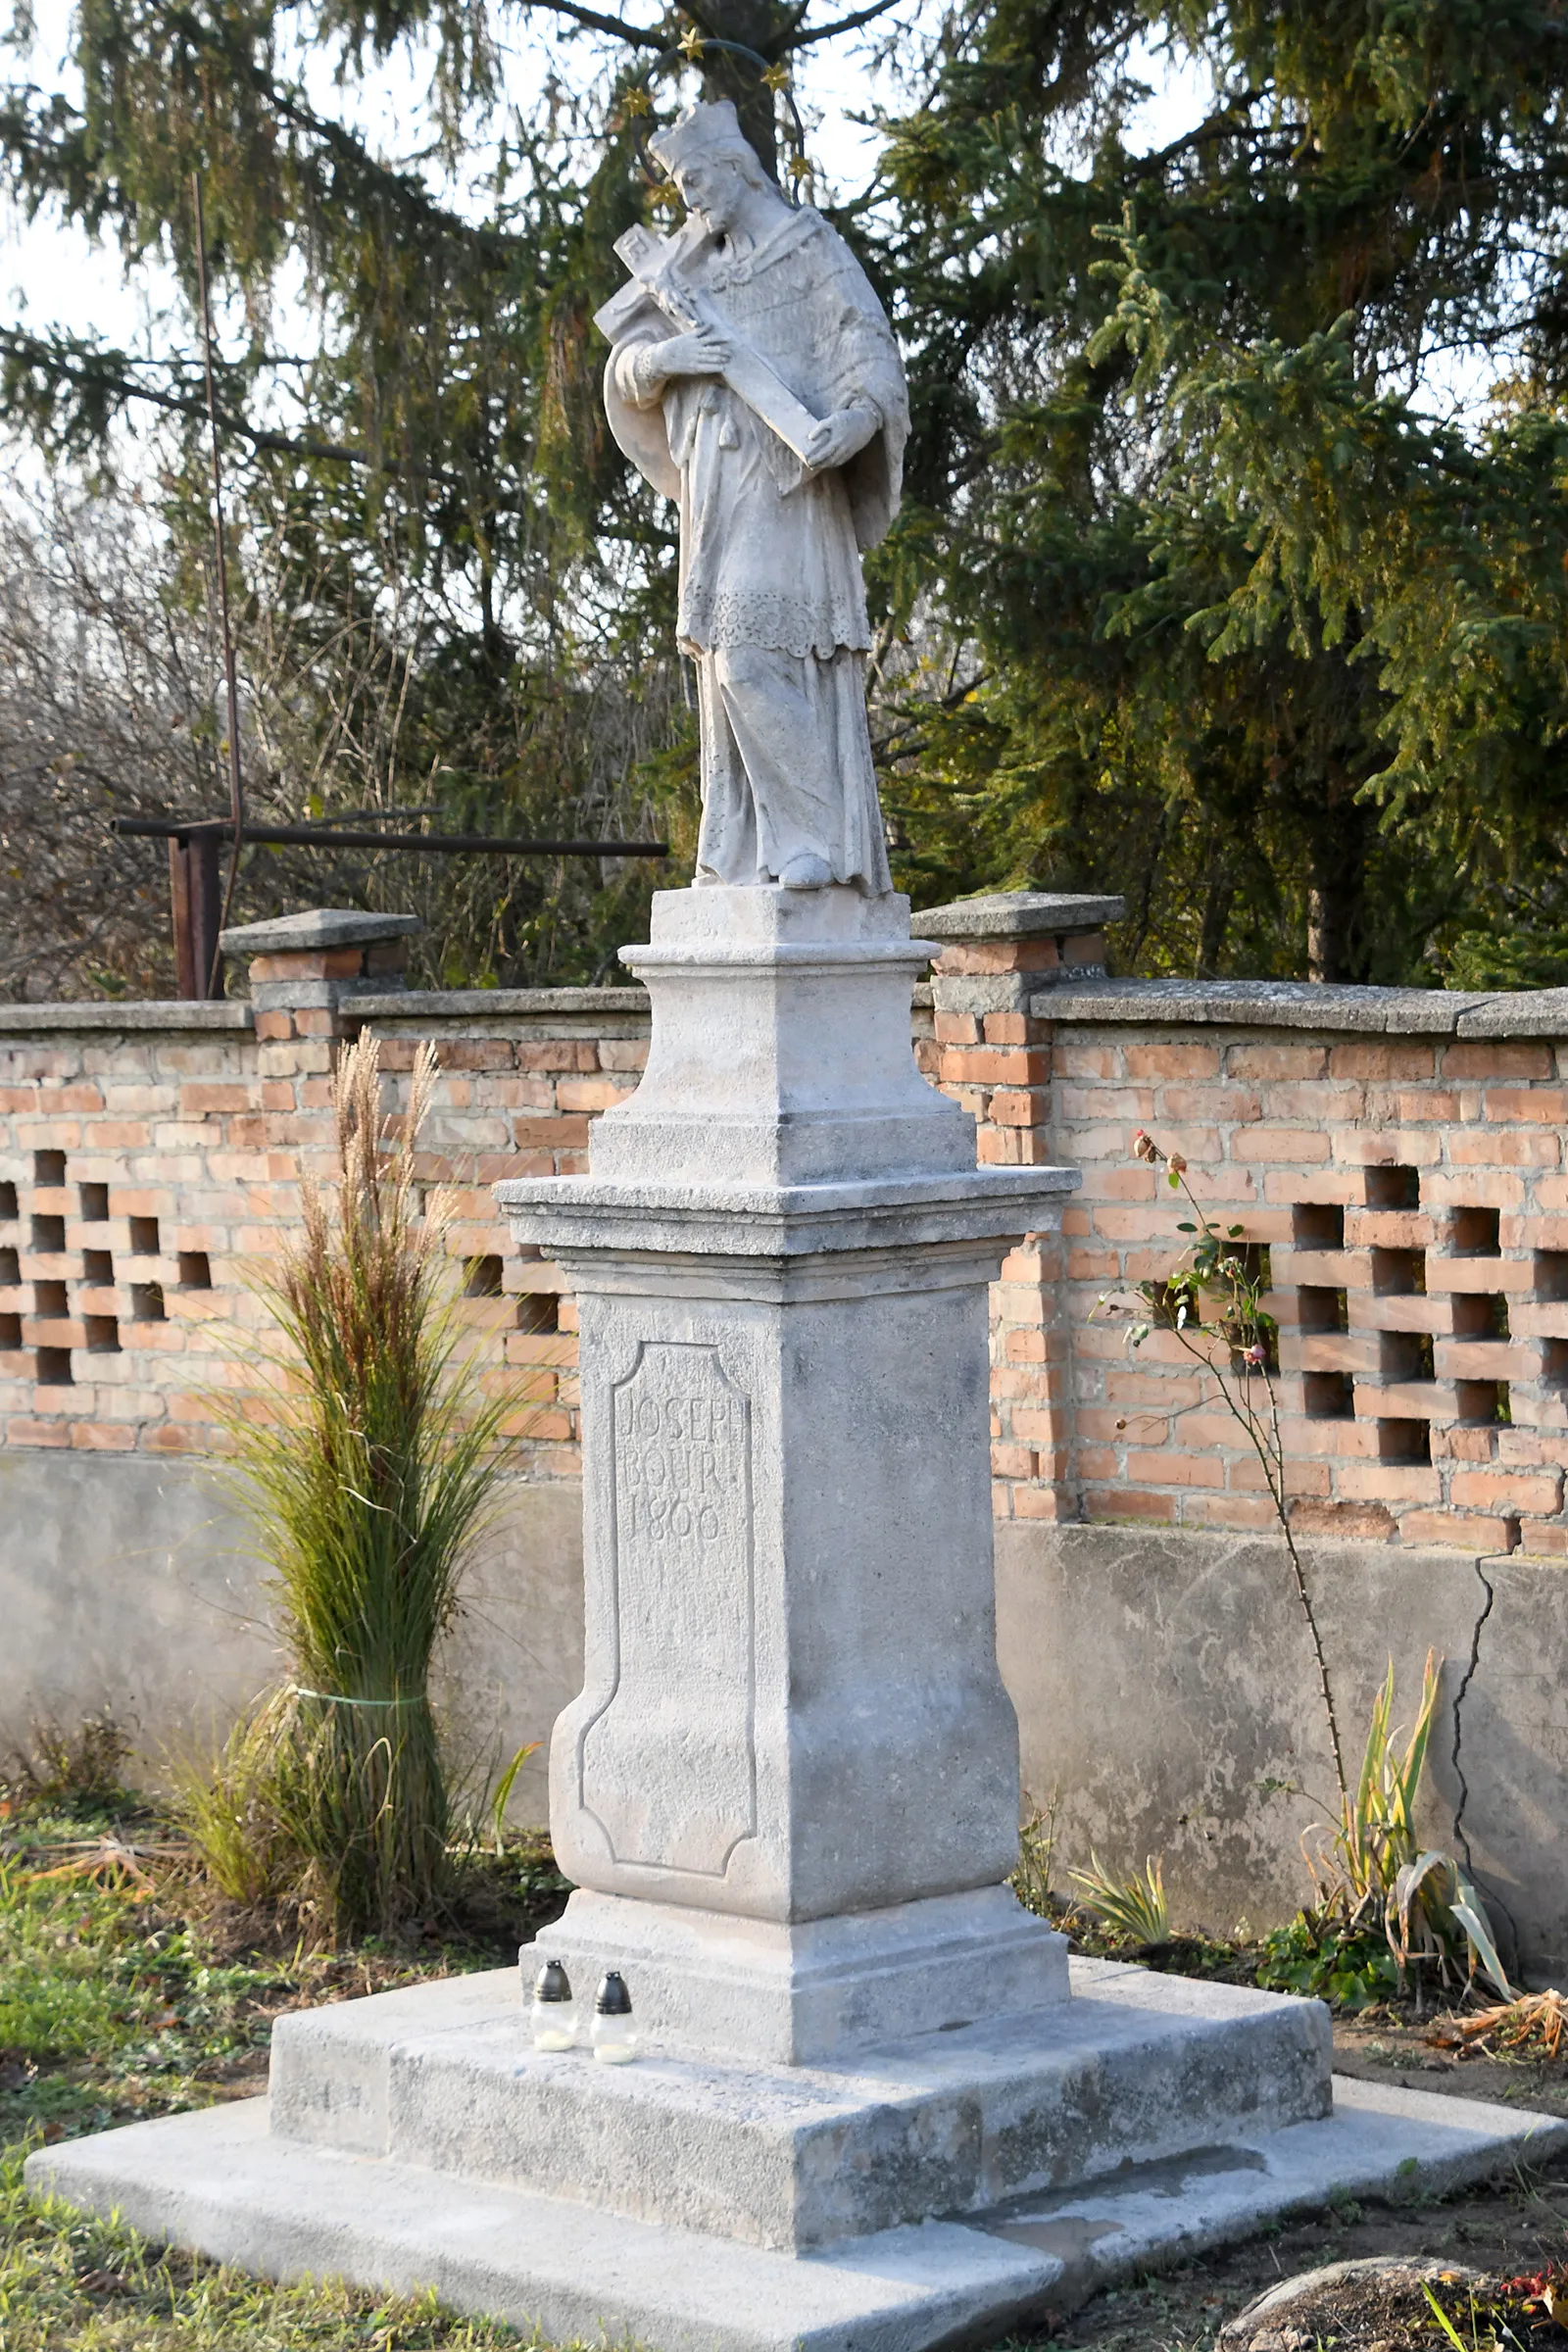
[786,0,902,52]
[0,471,692,1000]
[516,0,670,46]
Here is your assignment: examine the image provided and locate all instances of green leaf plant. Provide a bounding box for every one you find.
[1069,1851,1170,1947]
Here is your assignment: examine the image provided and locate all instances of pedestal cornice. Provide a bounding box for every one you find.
[495,1164,1078,1264]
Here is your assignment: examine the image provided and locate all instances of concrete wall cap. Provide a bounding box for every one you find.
[918,891,1126,941]
[250,976,400,1012]
[351,986,649,1020]
[0,999,254,1032]
[1455,987,1568,1037]
[1028,978,1499,1034]
[218,908,421,955]
[931,972,1041,1017]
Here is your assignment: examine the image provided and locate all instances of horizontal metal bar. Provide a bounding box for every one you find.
[114,816,668,857]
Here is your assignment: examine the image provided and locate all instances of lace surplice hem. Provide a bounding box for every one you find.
[677,582,870,661]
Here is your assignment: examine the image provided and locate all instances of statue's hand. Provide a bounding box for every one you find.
[804,406,878,472]
[646,330,731,386]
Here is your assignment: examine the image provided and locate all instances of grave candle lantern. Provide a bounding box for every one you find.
[591,1971,638,2065]
[528,1958,577,2052]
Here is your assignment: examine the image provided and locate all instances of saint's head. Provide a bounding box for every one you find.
[649,100,789,241]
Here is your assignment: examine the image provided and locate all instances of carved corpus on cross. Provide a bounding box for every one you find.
[596,222,822,466]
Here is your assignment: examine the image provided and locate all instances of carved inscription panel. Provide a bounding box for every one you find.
[580,1341,756,1877]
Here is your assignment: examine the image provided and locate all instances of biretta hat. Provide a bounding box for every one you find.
[648,98,758,177]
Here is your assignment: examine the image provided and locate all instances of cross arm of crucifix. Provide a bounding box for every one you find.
[594,224,822,467]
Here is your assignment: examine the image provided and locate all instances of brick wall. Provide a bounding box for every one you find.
[0,918,649,1476]
[1023,985,1568,1558]
[0,1004,264,1459]
[6,904,1568,1560]
[367,991,649,1477]
[915,893,1123,1541]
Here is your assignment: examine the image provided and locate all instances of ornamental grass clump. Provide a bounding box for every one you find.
[1070,1852,1170,1947]
[199,1032,515,1939]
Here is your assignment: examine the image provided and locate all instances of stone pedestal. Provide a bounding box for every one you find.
[29,884,1568,2351]
[494,886,1073,2063]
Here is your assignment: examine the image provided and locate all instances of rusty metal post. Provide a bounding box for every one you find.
[169,835,195,999]
[169,829,224,999]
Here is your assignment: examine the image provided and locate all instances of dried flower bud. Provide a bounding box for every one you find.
[1132,1129,1158,1162]
[1167,1152,1187,1174]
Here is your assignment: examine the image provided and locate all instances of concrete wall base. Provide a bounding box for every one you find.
[997,1522,1568,1981]
[0,1451,583,1823]
[8,1462,1567,1975]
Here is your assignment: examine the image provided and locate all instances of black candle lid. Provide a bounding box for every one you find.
[595,1969,633,2016]
[533,1959,572,2003]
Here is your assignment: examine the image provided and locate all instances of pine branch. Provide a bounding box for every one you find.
[0,327,552,522]
[1124,110,1306,180]
[230,50,522,250]
[0,53,519,259]
[0,326,374,467]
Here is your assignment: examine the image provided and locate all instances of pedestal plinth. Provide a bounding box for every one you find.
[30,883,1566,2352]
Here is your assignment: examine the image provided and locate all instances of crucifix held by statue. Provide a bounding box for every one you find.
[596,100,907,895]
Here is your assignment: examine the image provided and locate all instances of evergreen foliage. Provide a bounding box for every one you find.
[874,0,1568,979]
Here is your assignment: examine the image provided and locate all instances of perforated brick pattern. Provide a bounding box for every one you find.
[6,937,1568,1555]
[0,1009,647,1467]
[1034,1030,1568,1553]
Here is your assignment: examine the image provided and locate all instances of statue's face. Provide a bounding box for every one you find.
[673,155,747,234]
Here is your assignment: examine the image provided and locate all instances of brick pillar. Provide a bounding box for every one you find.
[218,906,422,1209]
[918,891,1124,1526]
[220,908,421,1049]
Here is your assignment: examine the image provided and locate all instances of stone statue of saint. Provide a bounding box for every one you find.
[600,100,907,894]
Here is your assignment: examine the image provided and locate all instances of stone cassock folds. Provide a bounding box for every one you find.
[603,100,906,895]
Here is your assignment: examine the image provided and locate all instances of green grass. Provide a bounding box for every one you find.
[0,1788,570,2348]
[1,2160,534,2350]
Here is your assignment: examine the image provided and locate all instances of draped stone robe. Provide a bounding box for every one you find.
[607,206,907,893]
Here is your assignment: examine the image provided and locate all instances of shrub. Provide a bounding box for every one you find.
[3,1714,131,1809]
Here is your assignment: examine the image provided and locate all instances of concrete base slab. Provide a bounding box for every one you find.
[28,2075,1568,2352]
[266,1958,1334,2250]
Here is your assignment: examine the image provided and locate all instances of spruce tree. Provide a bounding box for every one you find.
[3,0,1565,985]
[873,0,1568,981]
